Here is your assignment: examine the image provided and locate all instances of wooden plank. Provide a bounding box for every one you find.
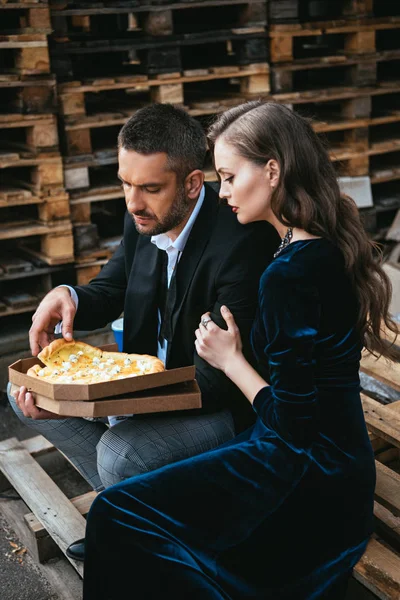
[375,461,400,517]
[25,490,96,538]
[353,537,400,600]
[361,351,400,393]
[269,17,400,37]
[0,437,85,576]
[0,220,71,241]
[362,394,400,448]
[58,63,269,94]
[24,490,96,562]
[51,0,263,17]
[374,501,400,550]
[0,434,55,491]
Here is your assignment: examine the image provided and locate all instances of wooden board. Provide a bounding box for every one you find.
[0,437,85,576]
[361,351,400,393]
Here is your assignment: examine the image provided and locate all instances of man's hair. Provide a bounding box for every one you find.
[118,103,207,180]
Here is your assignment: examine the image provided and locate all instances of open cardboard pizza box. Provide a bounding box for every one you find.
[8,343,202,417]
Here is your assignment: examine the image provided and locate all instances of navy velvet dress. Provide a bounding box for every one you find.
[83,239,376,600]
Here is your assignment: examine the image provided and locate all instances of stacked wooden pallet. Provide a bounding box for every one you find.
[0,1,74,325]
[355,338,400,599]
[266,0,400,246]
[47,0,270,285]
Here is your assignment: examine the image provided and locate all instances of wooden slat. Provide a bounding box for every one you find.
[25,490,96,536]
[0,437,85,576]
[353,537,400,600]
[58,63,269,94]
[374,501,400,550]
[362,394,400,448]
[375,461,400,518]
[361,351,400,393]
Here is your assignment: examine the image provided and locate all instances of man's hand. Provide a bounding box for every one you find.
[13,386,60,420]
[29,286,77,356]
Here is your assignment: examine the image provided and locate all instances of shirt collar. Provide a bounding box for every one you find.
[151,185,205,253]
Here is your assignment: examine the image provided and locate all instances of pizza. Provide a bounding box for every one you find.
[26,339,165,385]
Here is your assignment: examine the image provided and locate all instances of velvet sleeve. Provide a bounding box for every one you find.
[252,263,321,448]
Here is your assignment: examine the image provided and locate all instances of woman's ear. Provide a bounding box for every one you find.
[265,159,280,188]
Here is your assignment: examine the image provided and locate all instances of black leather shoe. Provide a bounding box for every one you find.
[66,538,85,562]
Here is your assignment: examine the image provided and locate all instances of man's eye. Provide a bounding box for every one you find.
[144,187,161,194]
[121,181,131,188]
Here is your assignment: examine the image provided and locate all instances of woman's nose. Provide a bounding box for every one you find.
[219,181,230,200]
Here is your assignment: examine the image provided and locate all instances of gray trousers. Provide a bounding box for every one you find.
[7,383,234,492]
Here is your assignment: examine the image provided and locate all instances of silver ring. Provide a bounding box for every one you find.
[201,317,212,329]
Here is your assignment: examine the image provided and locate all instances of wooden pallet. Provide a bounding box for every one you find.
[0,113,59,157]
[0,260,74,318]
[0,33,51,76]
[268,0,374,24]
[356,333,400,597]
[50,0,266,37]
[268,17,400,63]
[0,154,64,194]
[0,219,73,263]
[74,240,120,285]
[0,435,87,580]
[0,74,57,115]
[1,1,51,33]
[49,28,267,79]
[330,137,400,177]
[56,63,269,158]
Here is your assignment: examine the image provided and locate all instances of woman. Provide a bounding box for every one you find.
[82,102,399,599]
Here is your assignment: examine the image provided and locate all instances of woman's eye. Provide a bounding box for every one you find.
[224,176,234,183]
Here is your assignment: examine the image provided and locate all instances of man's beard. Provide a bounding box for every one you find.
[131,184,191,236]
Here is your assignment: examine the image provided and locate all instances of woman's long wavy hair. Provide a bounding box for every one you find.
[208,101,399,361]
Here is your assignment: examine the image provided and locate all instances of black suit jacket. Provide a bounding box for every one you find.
[73,184,280,432]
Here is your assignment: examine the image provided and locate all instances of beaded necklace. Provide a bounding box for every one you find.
[273,227,293,258]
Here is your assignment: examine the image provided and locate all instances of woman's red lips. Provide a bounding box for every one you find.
[231,206,238,213]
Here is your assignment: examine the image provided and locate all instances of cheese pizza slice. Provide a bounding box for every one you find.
[27,339,165,385]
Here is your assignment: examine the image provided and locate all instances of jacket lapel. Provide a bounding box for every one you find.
[167,186,218,362]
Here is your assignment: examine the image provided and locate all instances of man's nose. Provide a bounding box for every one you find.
[125,188,144,213]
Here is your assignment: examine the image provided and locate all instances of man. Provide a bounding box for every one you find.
[9,103,279,561]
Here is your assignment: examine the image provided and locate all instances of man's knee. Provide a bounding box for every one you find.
[96,427,148,488]
[96,410,235,489]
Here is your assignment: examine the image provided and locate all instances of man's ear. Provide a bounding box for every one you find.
[185,170,205,199]
[265,159,280,188]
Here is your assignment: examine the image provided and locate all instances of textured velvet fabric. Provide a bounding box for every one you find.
[83,239,375,600]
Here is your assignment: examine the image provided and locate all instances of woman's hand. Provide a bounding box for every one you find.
[195,305,243,373]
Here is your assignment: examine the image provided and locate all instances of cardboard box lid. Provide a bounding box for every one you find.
[8,343,196,401]
[9,380,202,418]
